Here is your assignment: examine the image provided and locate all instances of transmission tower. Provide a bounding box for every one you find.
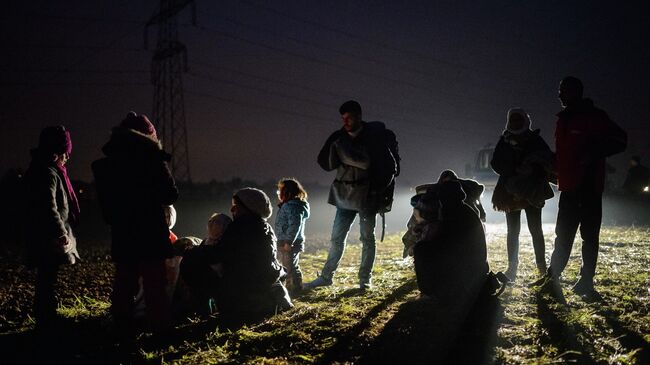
[146,0,195,183]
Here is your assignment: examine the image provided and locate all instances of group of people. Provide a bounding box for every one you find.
[22,76,627,337]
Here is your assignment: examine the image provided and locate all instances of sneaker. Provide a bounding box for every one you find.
[359,281,372,290]
[302,276,333,290]
[536,263,547,276]
[571,278,595,296]
[529,272,552,288]
[504,266,518,282]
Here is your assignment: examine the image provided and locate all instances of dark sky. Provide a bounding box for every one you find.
[2,0,649,187]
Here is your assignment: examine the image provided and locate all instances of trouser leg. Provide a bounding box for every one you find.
[549,191,580,278]
[505,210,521,268]
[111,262,140,330]
[358,211,377,284]
[140,259,172,331]
[321,208,357,280]
[525,206,546,267]
[34,262,59,326]
[578,190,602,281]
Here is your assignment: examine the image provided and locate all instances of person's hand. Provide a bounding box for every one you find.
[53,235,70,247]
[278,241,292,253]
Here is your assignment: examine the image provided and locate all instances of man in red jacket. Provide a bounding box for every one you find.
[537,77,626,297]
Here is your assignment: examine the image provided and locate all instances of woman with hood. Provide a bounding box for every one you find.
[23,126,80,330]
[275,178,310,293]
[491,108,554,281]
[92,112,178,335]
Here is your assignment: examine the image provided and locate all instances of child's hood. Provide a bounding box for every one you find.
[286,199,310,219]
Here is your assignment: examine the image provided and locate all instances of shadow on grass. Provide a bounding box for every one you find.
[535,284,595,364]
[316,278,419,364]
[0,311,255,364]
[355,293,503,365]
[597,298,650,364]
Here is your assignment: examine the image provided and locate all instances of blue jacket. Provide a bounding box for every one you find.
[274,199,310,251]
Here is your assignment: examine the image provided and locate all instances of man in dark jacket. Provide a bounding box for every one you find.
[92,112,179,333]
[305,100,399,290]
[24,126,80,329]
[536,77,626,296]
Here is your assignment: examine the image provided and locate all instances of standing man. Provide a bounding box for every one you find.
[537,77,626,296]
[304,100,399,290]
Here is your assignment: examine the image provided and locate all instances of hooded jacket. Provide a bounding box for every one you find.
[555,98,626,192]
[491,129,554,211]
[275,199,310,251]
[92,127,178,262]
[317,121,398,213]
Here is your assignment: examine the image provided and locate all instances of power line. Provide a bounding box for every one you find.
[238,0,466,71]
[191,24,497,108]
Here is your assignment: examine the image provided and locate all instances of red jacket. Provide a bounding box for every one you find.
[555,99,621,193]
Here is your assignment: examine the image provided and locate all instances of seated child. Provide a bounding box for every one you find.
[178,212,232,314]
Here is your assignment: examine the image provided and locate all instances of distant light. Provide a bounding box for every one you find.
[79,189,84,194]
[644,186,649,193]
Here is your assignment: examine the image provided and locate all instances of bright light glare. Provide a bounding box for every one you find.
[644,186,649,192]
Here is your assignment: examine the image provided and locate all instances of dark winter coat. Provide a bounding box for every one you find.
[491,129,554,212]
[208,213,284,313]
[23,150,80,266]
[413,182,489,301]
[92,127,178,262]
[318,121,399,213]
[555,98,626,193]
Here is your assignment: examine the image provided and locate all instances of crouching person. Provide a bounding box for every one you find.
[208,188,292,327]
[412,181,489,304]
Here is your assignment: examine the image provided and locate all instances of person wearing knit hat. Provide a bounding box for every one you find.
[505,108,532,135]
[232,187,273,220]
[120,111,157,140]
[92,114,178,334]
[491,107,554,281]
[23,125,80,330]
[193,187,291,324]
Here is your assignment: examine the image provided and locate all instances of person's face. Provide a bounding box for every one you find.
[55,152,70,166]
[207,221,224,239]
[508,113,525,131]
[277,187,286,203]
[558,82,581,107]
[341,112,362,133]
[230,199,244,219]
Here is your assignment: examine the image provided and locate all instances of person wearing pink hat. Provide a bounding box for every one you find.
[92,112,178,336]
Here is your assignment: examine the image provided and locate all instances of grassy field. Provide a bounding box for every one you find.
[0,225,649,364]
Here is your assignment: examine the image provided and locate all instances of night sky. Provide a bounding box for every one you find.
[2,0,648,187]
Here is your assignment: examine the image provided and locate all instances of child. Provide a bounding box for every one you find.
[275,178,310,293]
[178,212,231,314]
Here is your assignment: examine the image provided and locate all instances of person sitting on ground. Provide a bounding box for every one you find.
[275,178,310,294]
[206,188,292,325]
[437,170,487,222]
[178,212,232,314]
[413,181,489,304]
